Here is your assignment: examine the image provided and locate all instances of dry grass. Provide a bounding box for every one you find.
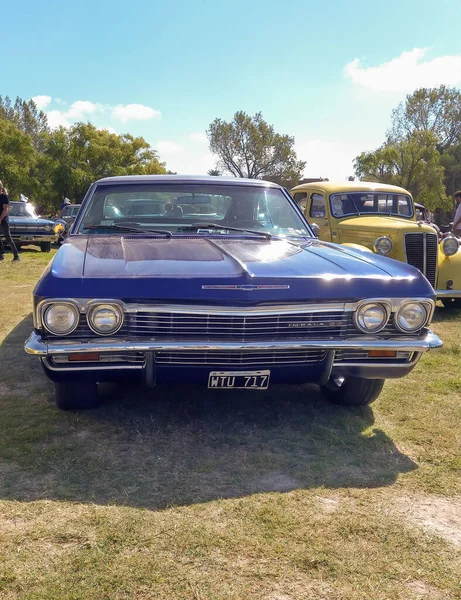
[0,248,460,599]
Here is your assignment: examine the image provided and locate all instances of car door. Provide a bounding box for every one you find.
[307,192,331,241]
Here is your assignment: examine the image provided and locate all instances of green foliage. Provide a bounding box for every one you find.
[0,119,37,198]
[389,86,461,152]
[354,132,448,210]
[207,111,305,187]
[0,96,168,212]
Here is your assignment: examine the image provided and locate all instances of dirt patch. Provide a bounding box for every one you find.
[393,495,461,548]
[406,580,444,599]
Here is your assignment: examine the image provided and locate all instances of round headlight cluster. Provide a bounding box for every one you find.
[355,303,389,333]
[395,302,428,332]
[441,235,459,257]
[374,236,393,256]
[43,303,79,335]
[44,224,52,232]
[87,304,123,335]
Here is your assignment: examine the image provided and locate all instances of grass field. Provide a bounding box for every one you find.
[0,248,460,600]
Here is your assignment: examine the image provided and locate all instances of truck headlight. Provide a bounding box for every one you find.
[441,235,459,257]
[395,302,428,333]
[87,304,124,335]
[374,236,393,255]
[355,302,389,333]
[43,303,79,335]
[44,225,52,232]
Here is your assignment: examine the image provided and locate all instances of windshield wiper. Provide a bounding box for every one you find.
[178,223,272,240]
[83,224,172,237]
[349,197,361,216]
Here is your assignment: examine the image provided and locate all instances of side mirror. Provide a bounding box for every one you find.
[311,223,320,237]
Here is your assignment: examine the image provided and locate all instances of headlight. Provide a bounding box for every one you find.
[441,235,459,257]
[395,302,428,333]
[87,304,124,335]
[374,236,393,255]
[355,302,389,333]
[43,303,79,335]
[44,225,52,232]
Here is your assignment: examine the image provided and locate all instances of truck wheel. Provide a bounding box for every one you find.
[55,381,99,410]
[40,242,52,253]
[441,298,461,309]
[321,376,384,407]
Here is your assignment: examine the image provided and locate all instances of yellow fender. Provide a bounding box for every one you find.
[341,243,373,253]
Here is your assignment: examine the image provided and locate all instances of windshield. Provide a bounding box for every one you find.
[9,203,38,218]
[76,183,311,237]
[330,192,413,218]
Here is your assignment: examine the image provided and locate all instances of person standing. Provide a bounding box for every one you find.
[0,181,20,262]
[452,190,461,237]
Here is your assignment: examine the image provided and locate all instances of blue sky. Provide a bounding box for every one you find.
[2,0,461,179]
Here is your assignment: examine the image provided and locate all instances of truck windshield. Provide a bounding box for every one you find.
[76,183,312,237]
[330,192,413,218]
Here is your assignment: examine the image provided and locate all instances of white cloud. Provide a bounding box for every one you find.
[189,132,207,142]
[31,95,52,109]
[112,103,161,123]
[66,100,101,119]
[157,141,184,155]
[295,139,373,181]
[345,48,461,92]
[46,110,71,129]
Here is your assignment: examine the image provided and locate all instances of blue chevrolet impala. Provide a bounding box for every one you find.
[25,175,442,410]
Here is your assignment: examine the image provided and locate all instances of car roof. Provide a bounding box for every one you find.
[291,180,412,196]
[95,174,281,188]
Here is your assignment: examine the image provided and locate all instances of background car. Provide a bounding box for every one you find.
[8,201,58,252]
[54,204,81,244]
[292,181,461,308]
[25,175,441,411]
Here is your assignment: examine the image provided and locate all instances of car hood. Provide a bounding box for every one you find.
[337,216,433,234]
[9,216,55,227]
[35,235,434,303]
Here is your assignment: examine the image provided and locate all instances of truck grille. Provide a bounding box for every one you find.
[404,232,438,286]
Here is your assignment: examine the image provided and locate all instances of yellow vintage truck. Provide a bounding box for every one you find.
[291,181,461,308]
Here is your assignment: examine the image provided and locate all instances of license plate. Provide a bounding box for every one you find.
[208,370,270,390]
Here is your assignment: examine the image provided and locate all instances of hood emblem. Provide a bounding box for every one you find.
[202,284,290,291]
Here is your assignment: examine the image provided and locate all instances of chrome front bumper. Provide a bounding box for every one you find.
[12,234,57,243]
[25,329,443,356]
[436,290,461,298]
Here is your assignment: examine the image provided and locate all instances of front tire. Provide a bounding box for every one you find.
[55,381,99,410]
[40,242,52,253]
[321,376,384,407]
[441,297,461,309]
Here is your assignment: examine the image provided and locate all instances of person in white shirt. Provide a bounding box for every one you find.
[452,190,461,236]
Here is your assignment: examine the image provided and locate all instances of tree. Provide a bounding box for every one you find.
[0,95,49,151]
[207,111,306,187]
[354,132,448,210]
[389,86,461,152]
[44,123,167,202]
[0,119,37,199]
[207,168,221,176]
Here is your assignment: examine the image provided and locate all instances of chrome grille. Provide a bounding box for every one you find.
[405,232,438,286]
[127,310,351,340]
[155,349,327,366]
[52,353,146,365]
[335,350,412,363]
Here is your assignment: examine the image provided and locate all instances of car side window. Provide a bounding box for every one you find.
[293,192,307,211]
[310,193,326,219]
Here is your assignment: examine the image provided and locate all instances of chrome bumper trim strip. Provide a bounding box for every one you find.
[25,329,443,357]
